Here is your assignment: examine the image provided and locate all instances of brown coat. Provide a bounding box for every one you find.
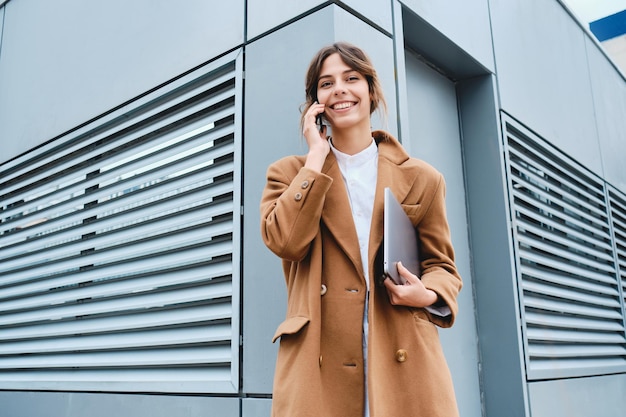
[260,131,462,417]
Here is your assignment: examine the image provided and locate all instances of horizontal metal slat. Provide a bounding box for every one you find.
[0,195,232,275]
[514,204,613,253]
[516,216,615,264]
[0,275,233,327]
[0,67,236,192]
[520,263,618,297]
[528,358,626,377]
[526,327,626,344]
[0,323,232,355]
[522,280,620,308]
[528,344,626,358]
[5,241,231,304]
[513,190,610,243]
[0,176,234,274]
[524,310,625,332]
[0,216,233,290]
[523,293,623,320]
[0,113,233,226]
[507,134,605,202]
[509,158,608,223]
[0,137,235,244]
[0,368,234,393]
[0,236,232,304]
[0,302,231,340]
[518,233,616,275]
[520,248,616,285]
[0,238,233,312]
[0,346,233,369]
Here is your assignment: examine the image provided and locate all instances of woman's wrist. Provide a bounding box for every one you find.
[304,149,328,172]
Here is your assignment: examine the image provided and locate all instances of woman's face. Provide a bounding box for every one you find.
[316,53,371,132]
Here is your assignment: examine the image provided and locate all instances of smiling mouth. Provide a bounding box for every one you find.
[331,102,356,110]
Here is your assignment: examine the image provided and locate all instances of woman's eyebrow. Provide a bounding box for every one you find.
[318,70,358,81]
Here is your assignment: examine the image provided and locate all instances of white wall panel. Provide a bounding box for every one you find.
[489,0,602,174]
[585,36,626,194]
[0,0,244,165]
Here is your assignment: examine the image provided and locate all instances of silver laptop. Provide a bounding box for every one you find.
[383,187,420,285]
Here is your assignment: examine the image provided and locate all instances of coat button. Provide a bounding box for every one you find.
[319,355,323,367]
[320,284,327,295]
[301,180,309,189]
[294,192,302,201]
[395,349,408,363]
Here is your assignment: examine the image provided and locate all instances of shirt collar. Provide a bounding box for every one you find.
[329,137,378,168]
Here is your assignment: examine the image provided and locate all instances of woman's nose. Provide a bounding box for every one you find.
[333,81,347,95]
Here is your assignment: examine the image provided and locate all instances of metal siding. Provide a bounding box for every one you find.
[503,114,626,380]
[0,52,243,393]
[609,188,626,320]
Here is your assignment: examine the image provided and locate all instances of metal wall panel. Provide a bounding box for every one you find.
[404,50,482,417]
[609,188,626,311]
[242,4,397,394]
[0,0,244,165]
[246,0,392,41]
[503,114,626,380]
[400,0,495,72]
[527,373,626,417]
[0,391,240,417]
[489,0,602,174]
[0,51,243,394]
[586,36,626,194]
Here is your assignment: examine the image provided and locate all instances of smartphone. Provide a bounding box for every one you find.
[316,113,324,133]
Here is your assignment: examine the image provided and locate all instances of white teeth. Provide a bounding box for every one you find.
[333,102,353,110]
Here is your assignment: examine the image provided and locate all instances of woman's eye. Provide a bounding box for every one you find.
[348,76,359,81]
[319,81,332,88]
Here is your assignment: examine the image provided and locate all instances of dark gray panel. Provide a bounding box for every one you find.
[0,0,244,165]
[458,75,529,417]
[0,392,239,417]
[401,0,494,72]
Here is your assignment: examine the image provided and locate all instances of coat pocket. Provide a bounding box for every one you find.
[401,203,422,226]
[272,316,310,343]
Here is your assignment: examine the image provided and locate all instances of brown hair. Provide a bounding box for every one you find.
[300,42,388,131]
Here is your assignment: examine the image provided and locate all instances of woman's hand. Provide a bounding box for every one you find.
[303,102,329,172]
[383,262,439,308]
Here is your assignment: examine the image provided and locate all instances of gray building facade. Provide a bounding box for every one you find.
[0,1,625,416]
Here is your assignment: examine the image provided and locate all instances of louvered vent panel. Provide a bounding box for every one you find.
[0,53,242,393]
[503,116,626,380]
[609,189,626,307]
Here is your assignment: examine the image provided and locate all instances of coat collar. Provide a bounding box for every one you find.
[320,130,420,281]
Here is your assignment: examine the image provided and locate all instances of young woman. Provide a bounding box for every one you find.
[260,42,462,417]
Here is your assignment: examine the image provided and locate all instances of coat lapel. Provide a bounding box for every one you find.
[367,132,419,269]
[320,152,365,277]
[320,131,421,281]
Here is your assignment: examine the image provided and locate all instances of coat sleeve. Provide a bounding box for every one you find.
[417,173,463,328]
[260,159,333,261]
